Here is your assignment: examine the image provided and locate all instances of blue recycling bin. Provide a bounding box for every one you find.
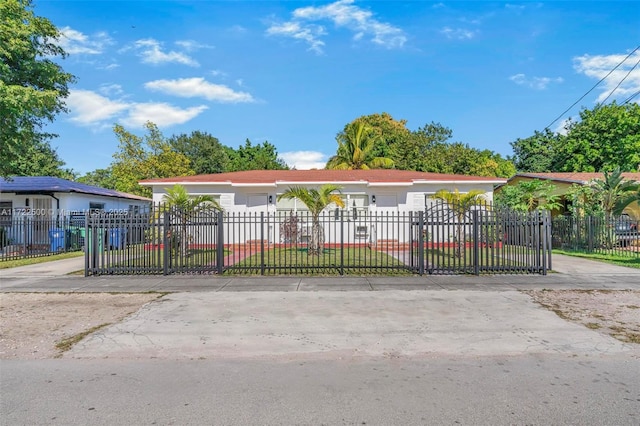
[108,228,128,249]
[49,228,66,252]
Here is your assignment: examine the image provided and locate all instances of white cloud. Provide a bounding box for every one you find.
[58,27,114,55]
[66,90,129,125]
[440,27,477,40]
[98,83,124,96]
[132,38,199,67]
[573,50,640,103]
[266,21,326,54]
[509,73,564,90]
[279,151,328,170]
[66,89,207,129]
[144,78,255,103]
[266,0,406,53]
[122,103,208,127]
[175,40,214,51]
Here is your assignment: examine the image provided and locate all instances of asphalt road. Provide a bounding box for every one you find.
[2,355,639,426]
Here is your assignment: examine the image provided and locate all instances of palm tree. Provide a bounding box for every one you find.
[590,168,638,218]
[160,184,222,258]
[277,184,345,255]
[589,168,639,248]
[326,121,395,170]
[432,188,486,258]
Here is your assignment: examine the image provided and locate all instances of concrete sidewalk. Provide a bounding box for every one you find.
[1,253,639,292]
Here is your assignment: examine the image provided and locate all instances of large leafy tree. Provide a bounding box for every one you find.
[326,121,394,170]
[432,188,486,257]
[224,139,288,172]
[511,102,640,173]
[7,140,75,179]
[109,122,194,197]
[336,113,514,177]
[0,0,75,177]
[277,184,345,255]
[169,131,229,175]
[509,129,560,172]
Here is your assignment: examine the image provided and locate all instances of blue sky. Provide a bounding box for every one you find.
[38,0,640,174]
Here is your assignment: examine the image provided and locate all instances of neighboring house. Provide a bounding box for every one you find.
[497,172,640,219]
[0,176,150,251]
[140,170,505,245]
[140,169,505,213]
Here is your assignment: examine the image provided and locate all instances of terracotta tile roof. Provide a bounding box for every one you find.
[139,169,506,186]
[514,172,640,184]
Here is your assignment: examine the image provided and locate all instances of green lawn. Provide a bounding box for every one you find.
[90,245,230,272]
[0,251,84,269]
[553,249,640,269]
[229,247,412,275]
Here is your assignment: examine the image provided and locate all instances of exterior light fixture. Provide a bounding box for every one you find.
[371,195,376,204]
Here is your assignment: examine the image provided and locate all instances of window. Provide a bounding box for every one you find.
[276,196,308,212]
[89,202,105,213]
[0,201,12,224]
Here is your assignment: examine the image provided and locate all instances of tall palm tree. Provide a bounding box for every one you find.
[326,121,395,170]
[160,184,222,258]
[277,184,345,255]
[432,188,486,258]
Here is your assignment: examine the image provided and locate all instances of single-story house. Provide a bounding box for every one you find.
[0,176,150,251]
[140,169,505,213]
[140,170,505,246]
[496,172,640,219]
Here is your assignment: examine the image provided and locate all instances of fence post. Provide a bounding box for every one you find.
[163,210,170,276]
[260,212,265,275]
[340,210,344,276]
[472,210,480,275]
[217,210,224,275]
[418,211,425,275]
[84,211,90,276]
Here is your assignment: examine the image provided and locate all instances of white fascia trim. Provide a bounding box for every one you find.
[231,183,278,187]
[411,180,506,185]
[275,181,368,186]
[367,182,413,187]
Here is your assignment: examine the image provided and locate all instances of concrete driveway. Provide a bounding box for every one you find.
[66,289,638,360]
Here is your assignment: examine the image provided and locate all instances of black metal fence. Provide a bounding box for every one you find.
[0,216,86,261]
[84,202,552,276]
[552,215,640,257]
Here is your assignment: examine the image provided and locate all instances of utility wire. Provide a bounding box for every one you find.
[622,89,640,105]
[544,45,640,131]
[600,56,640,105]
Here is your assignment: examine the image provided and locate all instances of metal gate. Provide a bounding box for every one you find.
[411,202,551,275]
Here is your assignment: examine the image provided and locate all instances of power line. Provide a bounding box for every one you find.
[600,56,640,105]
[544,45,640,131]
[622,89,640,105]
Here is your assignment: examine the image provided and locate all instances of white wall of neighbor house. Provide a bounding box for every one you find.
[0,193,149,218]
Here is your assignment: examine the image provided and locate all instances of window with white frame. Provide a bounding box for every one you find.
[275,196,308,212]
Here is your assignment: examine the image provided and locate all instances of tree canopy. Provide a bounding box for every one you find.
[334,113,514,177]
[326,121,394,170]
[511,102,640,173]
[224,139,289,172]
[169,131,229,175]
[0,0,75,177]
